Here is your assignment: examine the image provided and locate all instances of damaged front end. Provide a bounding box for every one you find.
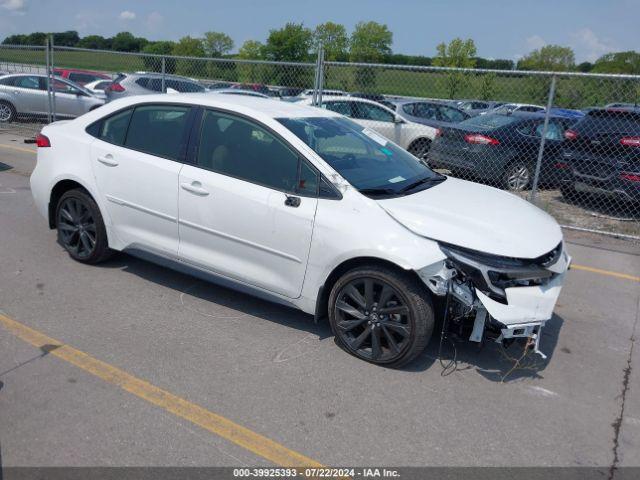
[418,241,571,359]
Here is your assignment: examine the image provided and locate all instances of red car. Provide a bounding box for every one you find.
[53,68,111,86]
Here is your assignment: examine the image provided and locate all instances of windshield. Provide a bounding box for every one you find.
[278,116,445,197]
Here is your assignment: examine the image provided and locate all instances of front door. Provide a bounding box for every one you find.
[178,109,318,298]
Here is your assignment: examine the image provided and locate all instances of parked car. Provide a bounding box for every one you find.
[104,72,205,101]
[298,96,438,159]
[208,89,270,99]
[0,73,104,122]
[29,94,569,366]
[486,103,545,115]
[547,107,585,120]
[53,68,111,86]
[454,99,504,116]
[389,99,471,130]
[348,92,395,109]
[605,102,638,109]
[230,83,273,96]
[429,112,578,191]
[204,81,233,90]
[83,79,113,99]
[558,108,640,203]
[298,89,347,98]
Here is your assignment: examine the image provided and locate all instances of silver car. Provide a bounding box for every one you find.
[0,74,104,122]
[104,72,205,101]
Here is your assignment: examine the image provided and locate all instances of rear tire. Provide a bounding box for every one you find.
[408,138,431,160]
[328,265,434,368]
[0,100,17,123]
[55,189,113,264]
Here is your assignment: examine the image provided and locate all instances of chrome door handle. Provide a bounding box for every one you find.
[97,154,118,167]
[181,182,209,196]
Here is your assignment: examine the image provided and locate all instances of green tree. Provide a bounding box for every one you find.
[433,38,477,98]
[518,45,575,71]
[237,40,265,60]
[111,31,147,52]
[172,36,205,76]
[592,51,640,74]
[142,41,177,73]
[25,32,47,46]
[264,23,312,62]
[52,30,80,47]
[349,21,393,91]
[313,22,348,61]
[349,21,392,63]
[576,61,593,73]
[77,35,110,50]
[433,38,477,68]
[2,34,28,45]
[202,31,234,57]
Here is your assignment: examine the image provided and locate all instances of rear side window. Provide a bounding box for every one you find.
[98,109,133,145]
[69,73,99,84]
[135,78,150,89]
[460,113,519,130]
[323,101,351,117]
[577,110,640,135]
[124,105,191,161]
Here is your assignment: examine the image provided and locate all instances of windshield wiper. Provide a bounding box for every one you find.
[398,175,446,194]
[359,187,397,197]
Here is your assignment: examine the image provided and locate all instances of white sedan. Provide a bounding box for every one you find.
[30,94,569,366]
[297,96,439,159]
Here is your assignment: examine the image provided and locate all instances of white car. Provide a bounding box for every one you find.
[83,79,113,100]
[298,96,439,159]
[30,94,570,366]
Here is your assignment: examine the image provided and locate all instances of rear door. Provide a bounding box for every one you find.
[11,75,48,115]
[350,101,399,143]
[53,79,91,117]
[90,104,193,256]
[178,109,319,298]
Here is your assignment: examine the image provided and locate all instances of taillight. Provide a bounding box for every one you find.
[464,134,499,145]
[35,133,50,148]
[107,82,125,92]
[554,162,569,169]
[434,128,442,138]
[620,172,640,182]
[620,136,640,147]
[564,129,579,140]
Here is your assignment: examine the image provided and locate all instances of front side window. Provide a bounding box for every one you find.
[197,110,300,192]
[322,101,352,117]
[124,105,191,161]
[278,116,444,197]
[352,102,394,122]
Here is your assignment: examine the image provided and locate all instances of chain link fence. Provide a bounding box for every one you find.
[0,42,638,239]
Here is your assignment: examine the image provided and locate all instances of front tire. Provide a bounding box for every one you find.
[408,138,431,160]
[56,189,113,264]
[0,100,17,123]
[328,266,434,367]
[504,161,532,191]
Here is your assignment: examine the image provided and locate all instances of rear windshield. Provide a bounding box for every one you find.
[458,113,519,130]
[576,110,640,134]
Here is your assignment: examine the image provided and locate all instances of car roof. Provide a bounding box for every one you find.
[107,93,343,120]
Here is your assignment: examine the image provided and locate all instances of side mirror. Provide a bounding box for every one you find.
[394,115,405,124]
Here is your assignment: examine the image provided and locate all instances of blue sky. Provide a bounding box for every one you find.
[1,0,638,62]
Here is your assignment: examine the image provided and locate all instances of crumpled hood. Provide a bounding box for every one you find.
[377,177,562,258]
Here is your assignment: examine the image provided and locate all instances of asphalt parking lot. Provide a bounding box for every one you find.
[0,133,639,470]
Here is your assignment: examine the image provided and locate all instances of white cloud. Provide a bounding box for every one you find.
[569,28,617,62]
[145,11,164,32]
[1,0,27,15]
[119,10,136,21]
[526,35,547,51]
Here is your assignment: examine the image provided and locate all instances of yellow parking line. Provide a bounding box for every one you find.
[0,143,36,154]
[572,264,640,283]
[0,313,323,468]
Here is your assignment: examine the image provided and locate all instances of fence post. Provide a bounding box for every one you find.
[49,34,56,122]
[317,46,325,106]
[312,47,322,106]
[45,36,52,124]
[529,75,557,203]
[161,56,166,93]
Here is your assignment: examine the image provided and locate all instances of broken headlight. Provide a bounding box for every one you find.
[439,243,560,302]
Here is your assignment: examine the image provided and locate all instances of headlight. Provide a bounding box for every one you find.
[439,243,560,302]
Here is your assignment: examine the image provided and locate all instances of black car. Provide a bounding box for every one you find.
[558,108,640,203]
[429,112,578,191]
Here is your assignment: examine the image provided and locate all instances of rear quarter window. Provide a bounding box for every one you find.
[459,114,519,130]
